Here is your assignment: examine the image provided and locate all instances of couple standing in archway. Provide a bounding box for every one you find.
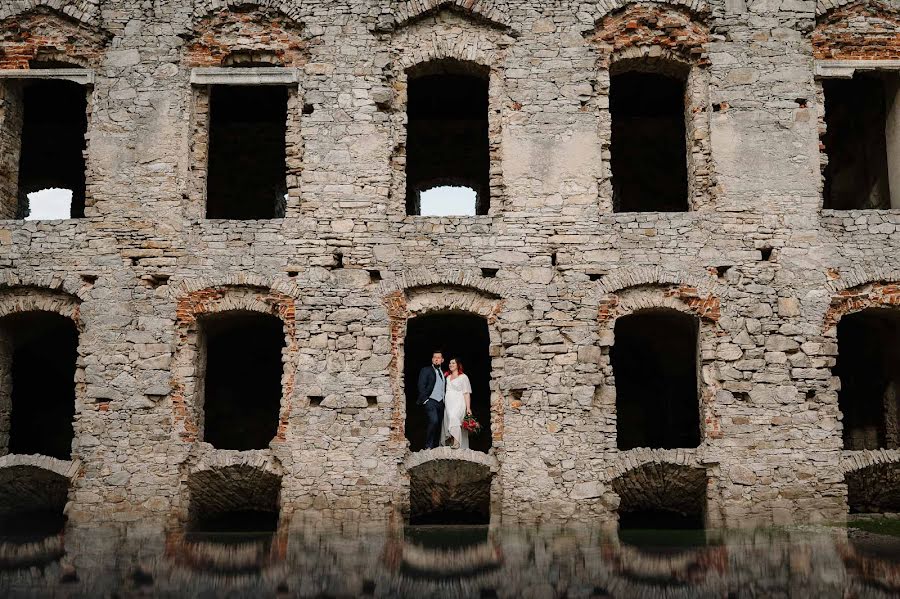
[417,350,477,449]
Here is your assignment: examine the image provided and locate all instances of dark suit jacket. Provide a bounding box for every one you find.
[417,365,446,405]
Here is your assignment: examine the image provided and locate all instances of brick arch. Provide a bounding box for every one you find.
[603,448,704,482]
[598,282,721,324]
[405,446,498,523]
[383,283,506,446]
[190,0,303,22]
[171,285,298,444]
[609,461,709,519]
[823,279,900,331]
[0,272,90,301]
[184,3,307,67]
[0,286,81,326]
[840,448,900,474]
[844,459,900,513]
[0,5,109,69]
[379,269,508,300]
[387,0,514,34]
[585,2,710,68]
[185,463,283,521]
[0,463,73,515]
[0,0,100,26]
[813,1,900,59]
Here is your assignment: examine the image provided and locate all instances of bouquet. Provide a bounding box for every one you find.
[461,413,482,435]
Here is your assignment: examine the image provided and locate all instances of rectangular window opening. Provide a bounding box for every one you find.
[2,80,88,219]
[610,71,688,212]
[822,73,898,210]
[206,85,288,219]
[406,63,489,216]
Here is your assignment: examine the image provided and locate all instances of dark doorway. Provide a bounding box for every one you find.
[206,85,288,219]
[610,70,688,212]
[201,311,284,450]
[406,60,490,215]
[822,75,891,210]
[835,308,900,450]
[612,309,700,450]
[404,312,492,452]
[846,464,900,514]
[2,312,77,459]
[17,80,87,219]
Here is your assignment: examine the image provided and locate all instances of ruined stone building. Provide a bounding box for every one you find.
[0,0,899,536]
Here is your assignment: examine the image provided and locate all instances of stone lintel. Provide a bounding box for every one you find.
[815,60,900,79]
[0,69,94,85]
[190,67,300,86]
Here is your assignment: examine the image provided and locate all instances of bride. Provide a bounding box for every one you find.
[442,358,473,449]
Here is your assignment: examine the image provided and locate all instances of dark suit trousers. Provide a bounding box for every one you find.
[422,399,444,449]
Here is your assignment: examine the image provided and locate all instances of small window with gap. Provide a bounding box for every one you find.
[822,73,899,210]
[206,85,288,219]
[406,60,489,216]
[2,79,89,219]
[610,69,688,212]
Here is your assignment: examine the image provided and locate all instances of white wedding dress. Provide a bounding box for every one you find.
[442,373,473,449]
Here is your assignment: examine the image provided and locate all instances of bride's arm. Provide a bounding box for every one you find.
[464,375,472,414]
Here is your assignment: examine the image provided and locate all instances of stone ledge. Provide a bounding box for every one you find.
[0,453,81,480]
[815,60,900,79]
[404,447,499,472]
[840,449,900,474]
[190,67,300,86]
[0,68,94,85]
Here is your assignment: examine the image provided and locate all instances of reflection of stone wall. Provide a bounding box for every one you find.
[4,0,900,526]
[0,522,877,598]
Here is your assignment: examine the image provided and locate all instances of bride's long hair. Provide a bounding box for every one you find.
[446,357,464,377]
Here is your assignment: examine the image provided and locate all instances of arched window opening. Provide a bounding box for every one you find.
[612,309,700,450]
[406,60,489,216]
[200,311,284,450]
[613,464,708,546]
[846,463,900,515]
[835,308,900,450]
[822,73,898,210]
[0,466,68,540]
[16,80,88,219]
[24,188,73,221]
[206,85,288,219]
[610,68,688,212]
[404,312,492,453]
[0,312,77,460]
[408,459,491,525]
[419,185,477,216]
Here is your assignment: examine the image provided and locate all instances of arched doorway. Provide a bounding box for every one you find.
[404,312,492,453]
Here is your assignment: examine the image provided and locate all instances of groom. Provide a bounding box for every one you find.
[417,350,446,449]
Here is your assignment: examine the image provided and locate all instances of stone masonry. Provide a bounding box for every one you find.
[0,0,899,529]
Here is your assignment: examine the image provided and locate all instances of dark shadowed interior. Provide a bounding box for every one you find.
[822,75,891,210]
[835,308,900,450]
[3,311,77,459]
[404,312,491,452]
[613,309,700,450]
[206,85,288,219]
[201,311,284,450]
[406,60,490,215]
[17,80,88,219]
[610,71,688,212]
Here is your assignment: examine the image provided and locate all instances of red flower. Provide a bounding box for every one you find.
[461,414,482,435]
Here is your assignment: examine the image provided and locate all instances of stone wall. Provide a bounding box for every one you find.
[0,0,898,527]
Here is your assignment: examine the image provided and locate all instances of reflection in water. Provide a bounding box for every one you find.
[0,519,899,596]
